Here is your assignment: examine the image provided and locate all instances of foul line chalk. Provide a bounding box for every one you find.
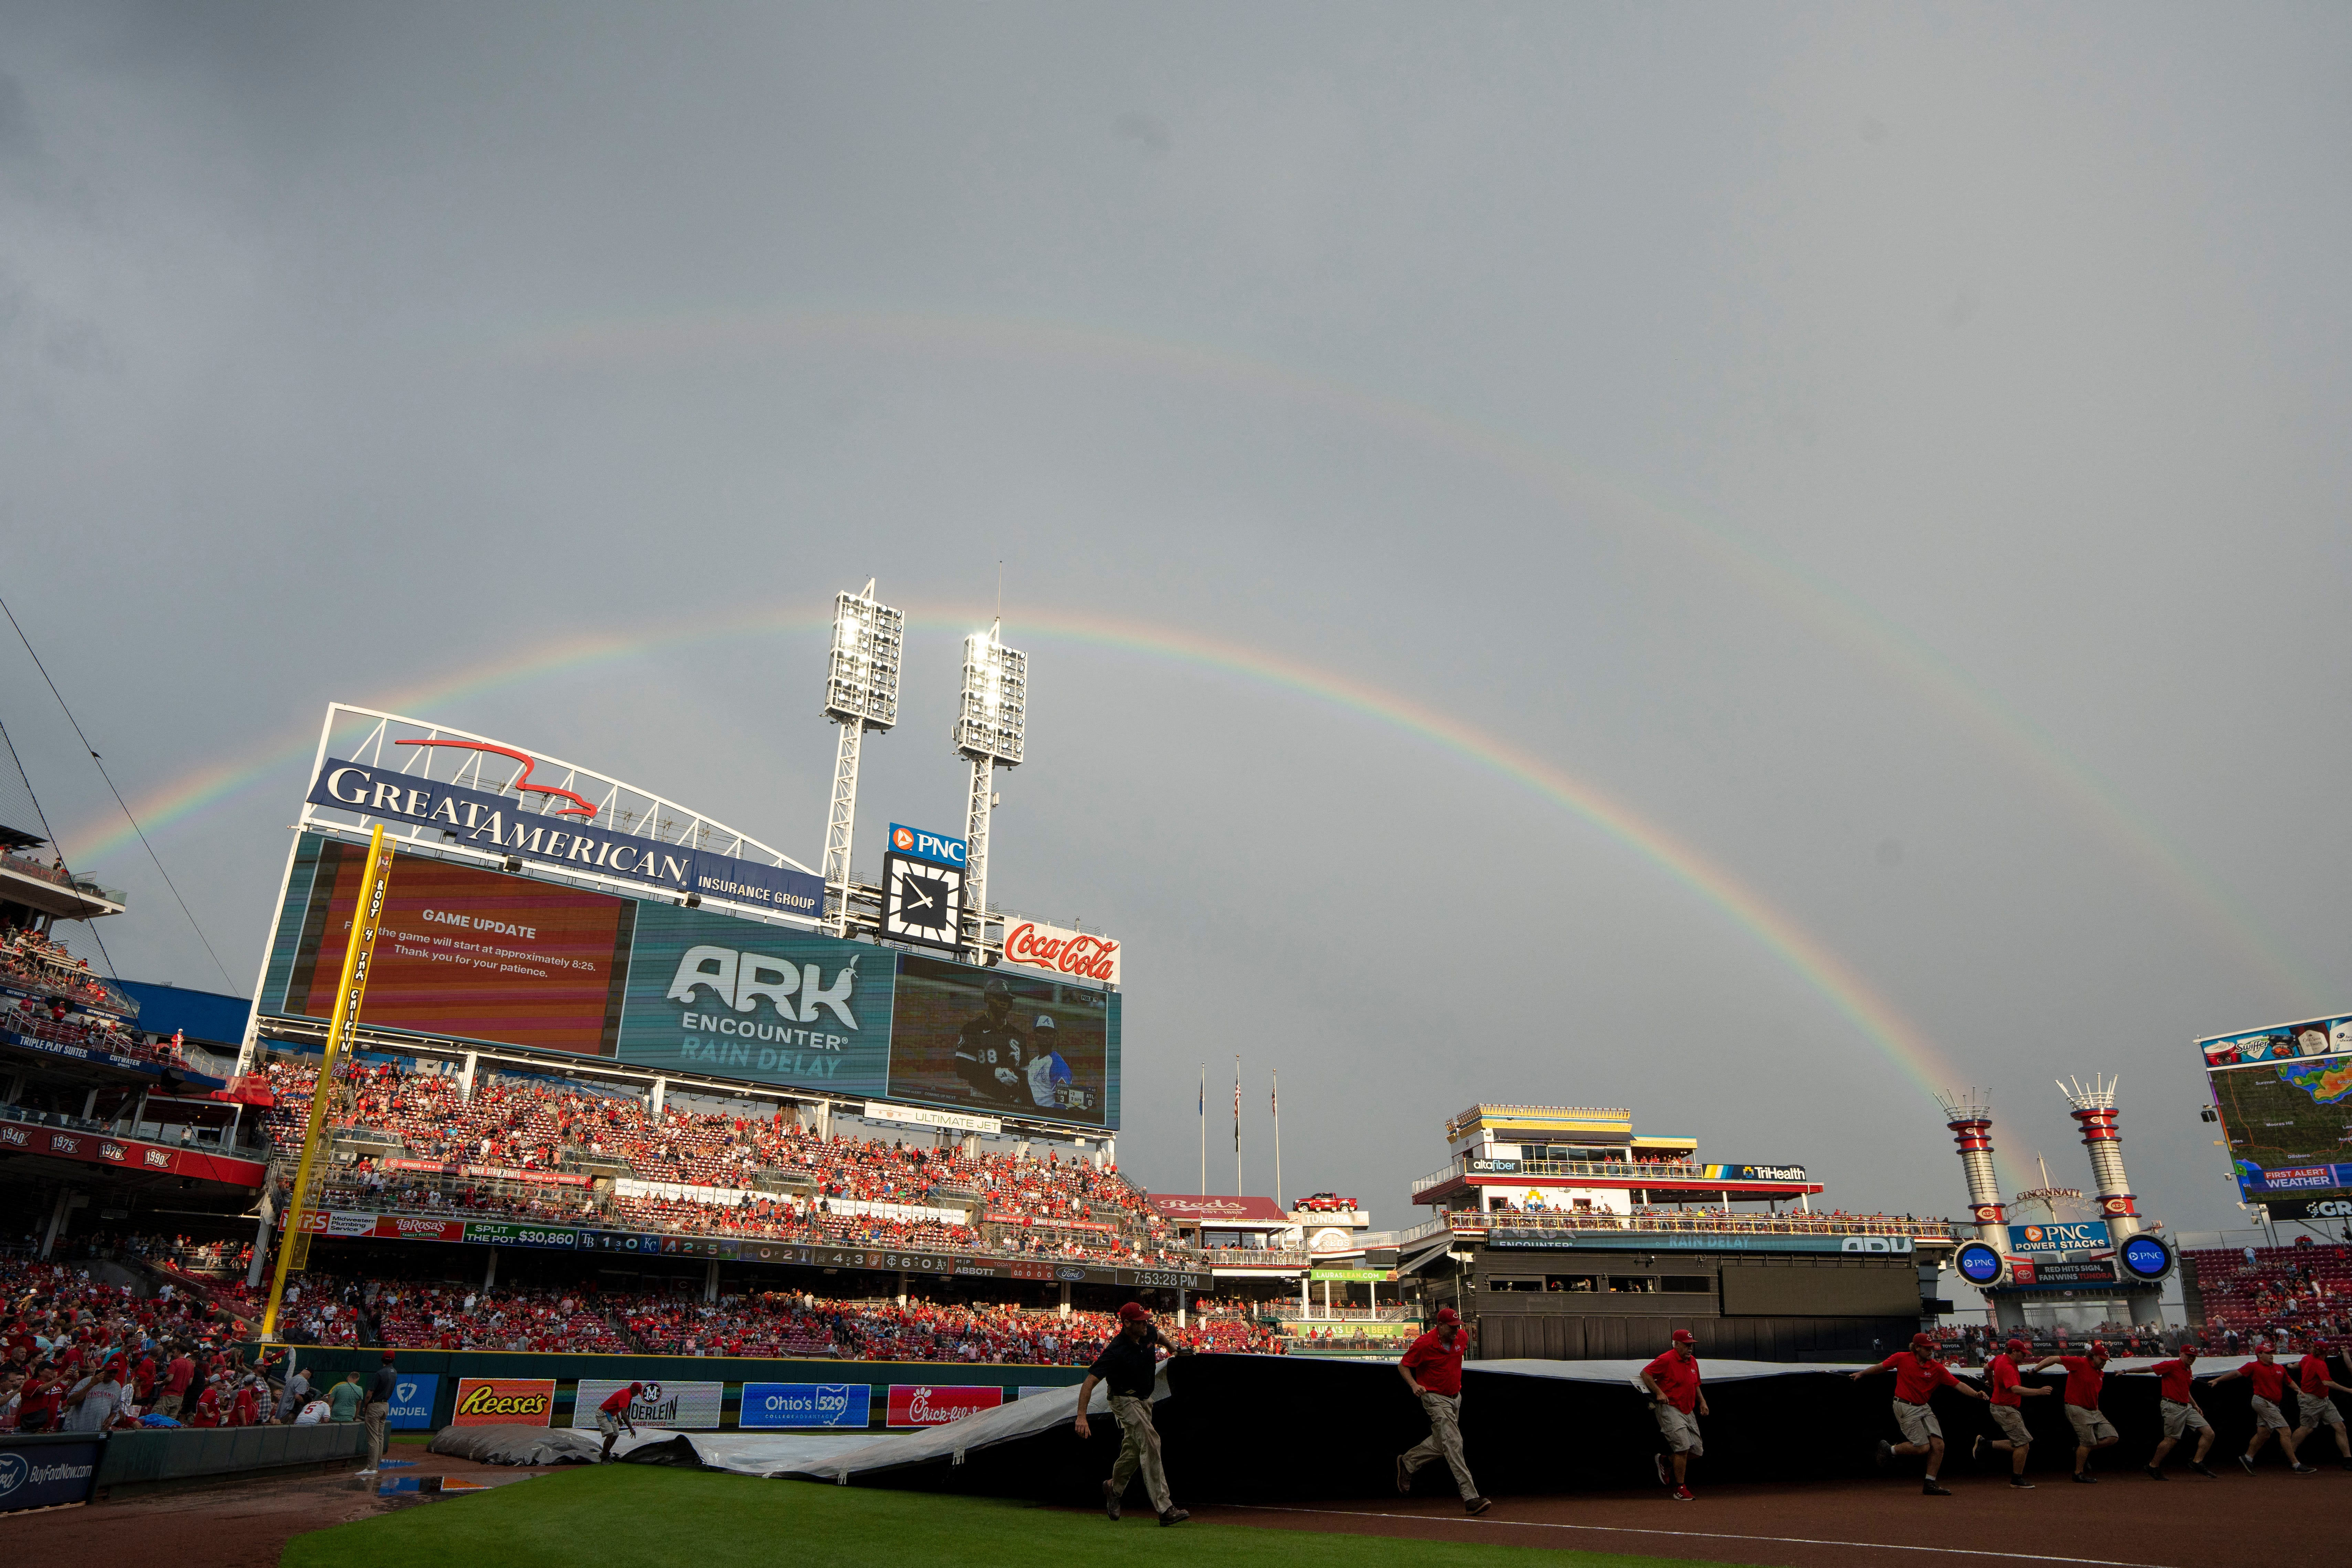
[1221,1504,2169,1568]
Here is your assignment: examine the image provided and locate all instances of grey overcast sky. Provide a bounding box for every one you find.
[4,3,2348,1240]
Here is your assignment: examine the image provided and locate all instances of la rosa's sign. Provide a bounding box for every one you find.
[999,921,1120,985]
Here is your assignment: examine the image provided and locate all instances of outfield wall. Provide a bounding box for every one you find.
[268,1345,1088,1432]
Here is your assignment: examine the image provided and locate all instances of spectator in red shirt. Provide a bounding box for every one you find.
[1969,1337,2053,1489]
[1395,1308,1489,1515]
[1852,1332,1986,1495]
[2029,1343,2120,1483]
[188,1379,223,1428]
[1639,1329,1707,1501]
[2122,1349,2217,1478]
[157,1346,195,1420]
[2207,1345,2316,1473]
[2288,1340,2351,1469]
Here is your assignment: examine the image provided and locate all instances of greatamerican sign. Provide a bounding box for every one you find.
[308,757,822,919]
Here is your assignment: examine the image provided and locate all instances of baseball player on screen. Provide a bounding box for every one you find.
[1024,1014,1073,1110]
[951,978,1030,1107]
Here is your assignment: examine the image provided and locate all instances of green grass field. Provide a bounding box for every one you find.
[281,1466,1737,1568]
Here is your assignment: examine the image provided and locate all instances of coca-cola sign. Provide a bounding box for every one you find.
[887,1384,1003,1428]
[999,921,1120,986]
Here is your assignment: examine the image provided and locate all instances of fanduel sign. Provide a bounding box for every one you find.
[309,759,822,918]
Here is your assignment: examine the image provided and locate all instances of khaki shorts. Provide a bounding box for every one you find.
[2160,1399,2210,1440]
[1653,1403,1703,1455]
[2250,1396,2290,1431]
[1893,1399,1941,1445]
[2299,1394,2346,1430]
[2065,1405,2117,1445]
[1988,1404,2032,1444]
[595,1409,621,1437]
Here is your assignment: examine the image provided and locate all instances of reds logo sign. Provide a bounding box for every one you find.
[1000,921,1120,985]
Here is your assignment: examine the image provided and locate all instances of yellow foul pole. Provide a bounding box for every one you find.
[259,824,395,1342]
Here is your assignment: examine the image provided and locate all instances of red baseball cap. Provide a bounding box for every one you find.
[1116,1302,1148,1323]
[1910,1333,1935,1350]
[2088,1342,2110,1360]
[1434,1306,1460,1325]
[1670,1330,1695,1346]
[2005,1338,2030,1357]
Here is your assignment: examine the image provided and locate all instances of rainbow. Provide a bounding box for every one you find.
[65,605,1975,1107]
[496,310,2317,1006]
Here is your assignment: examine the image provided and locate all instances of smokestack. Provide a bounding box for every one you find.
[1933,1089,2008,1252]
[2058,1076,2140,1240]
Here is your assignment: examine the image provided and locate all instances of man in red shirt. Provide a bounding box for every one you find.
[2207,1343,2316,1473]
[1852,1332,1986,1495]
[1395,1307,1490,1515]
[2288,1338,2352,1470]
[157,1344,194,1420]
[2026,1342,2121,1483]
[595,1379,643,1462]
[188,1378,223,1428]
[1639,1329,1707,1501]
[1968,1337,2052,1489]
[2141,1349,2218,1477]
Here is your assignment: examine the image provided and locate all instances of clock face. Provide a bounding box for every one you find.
[882,851,964,950]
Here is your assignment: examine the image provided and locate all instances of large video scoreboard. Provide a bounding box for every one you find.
[2199,1013,2352,1215]
[261,833,1119,1130]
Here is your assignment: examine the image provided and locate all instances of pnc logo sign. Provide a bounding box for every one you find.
[667,946,862,1028]
[888,823,967,867]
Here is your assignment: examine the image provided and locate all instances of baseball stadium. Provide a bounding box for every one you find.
[1,594,2346,1568]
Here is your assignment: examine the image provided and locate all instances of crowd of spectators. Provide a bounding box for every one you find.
[372,1283,628,1352]
[0,926,133,1014]
[259,1055,1176,1265]
[2186,1240,2352,1341]
[1465,1202,1960,1239]
[614,1287,1282,1362]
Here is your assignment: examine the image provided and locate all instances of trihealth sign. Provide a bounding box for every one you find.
[309,759,822,918]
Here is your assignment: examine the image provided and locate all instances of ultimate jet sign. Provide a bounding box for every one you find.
[310,759,823,920]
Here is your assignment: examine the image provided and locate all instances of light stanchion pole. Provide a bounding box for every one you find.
[260,823,394,1342]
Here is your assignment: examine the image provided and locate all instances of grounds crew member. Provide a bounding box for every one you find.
[2028,1342,2122,1483]
[1852,1332,1987,1495]
[596,1380,644,1462]
[1075,1302,1191,1526]
[356,1351,397,1475]
[2207,1343,2318,1473]
[1394,1306,1491,1515]
[1640,1329,1707,1501]
[1969,1337,2053,1489]
[2289,1339,2352,1469]
[2125,1349,2218,1478]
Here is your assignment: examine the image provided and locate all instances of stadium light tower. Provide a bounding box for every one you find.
[2058,1075,2142,1240]
[1933,1088,2010,1254]
[953,618,1026,938]
[821,581,903,935]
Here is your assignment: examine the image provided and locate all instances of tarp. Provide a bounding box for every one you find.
[752,1352,2294,1504]
[429,1424,605,1466]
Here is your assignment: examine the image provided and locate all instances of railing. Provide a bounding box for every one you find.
[1194,1247,1310,1267]
[0,853,128,905]
[0,1099,267,1158]
[1266,1303,1414,1321]
[1440,1210,1965,1241]
[1411,1155,1769,1195]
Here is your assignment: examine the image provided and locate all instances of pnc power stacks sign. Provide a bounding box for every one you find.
[451,1377,556,1427]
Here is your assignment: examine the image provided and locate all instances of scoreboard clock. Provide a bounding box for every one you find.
[881,850,964,951]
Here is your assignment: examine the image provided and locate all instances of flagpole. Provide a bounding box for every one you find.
[1273,1067,1283,1212]
[1233,1054,1242,1195]
[1198,1063,1205,1195]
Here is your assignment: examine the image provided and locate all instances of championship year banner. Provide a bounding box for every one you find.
[572,1379,723,1430]
[739,1382,872,1429]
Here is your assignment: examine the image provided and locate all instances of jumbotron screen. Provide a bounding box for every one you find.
[2200,1013,2352,1203]
[265,833,1120,1129]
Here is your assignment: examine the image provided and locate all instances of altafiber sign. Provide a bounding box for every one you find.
[572,1379,723,1431]
[887,1384,1003,1428]
[738,1382,873,1429]
[451,1377,556,1427]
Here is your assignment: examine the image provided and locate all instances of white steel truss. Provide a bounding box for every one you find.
[822,719,864,935]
